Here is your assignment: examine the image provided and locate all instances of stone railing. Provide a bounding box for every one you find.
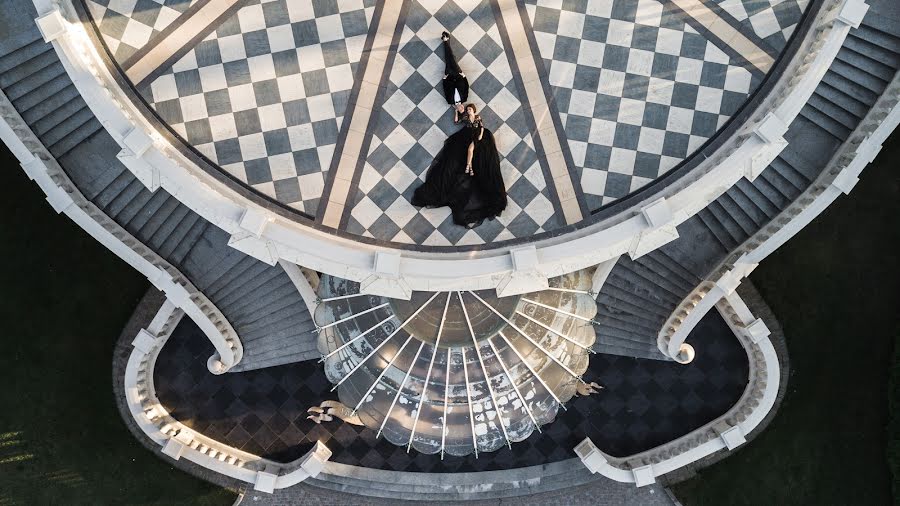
[576,289,780,486]
[0,87,243,374]
[24,0,863,298]
[656,69,900,361]
[123,301,333,493]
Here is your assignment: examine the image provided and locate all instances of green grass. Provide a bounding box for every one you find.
[0,149,234,505]
[672,134,900,505]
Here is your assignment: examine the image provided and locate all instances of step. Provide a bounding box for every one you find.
[202,256,263,298]
[620,258,692,301]
[0,47,60,89]
[136,194,182,241]
[854,23,900,56]
[767,157,809,195]
[798,104,851,141]
[820,70,879,107]
[104,177,146,219]
[695,208,738,252]
[598,276,675,319]
[12,72,72,114]
[27,88,85,136]
[734,178,780,221]
[123,189,171,231]
[0,36,48,74]
[113,183,157,225]
[93,170,135,208]
[168,216,210,266]
[50,118,104,159]
[707,200,749,245]
[717,192,761,236]
[596,342,669,361]
[5,62,68,102]
[156,211,202,261]
[827,60,888,97]
[814,80,871,119]
[146,204,192,252]
[38,104,94,148]
[79,162,127,200]
[838,41,897,79]
[643,250,700,288]
[805,94,859,133]
[749,170,792,211]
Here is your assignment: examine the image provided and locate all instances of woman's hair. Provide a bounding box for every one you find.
[465,103,477,115]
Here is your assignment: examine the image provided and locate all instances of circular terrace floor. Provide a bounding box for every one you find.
[155,309,747,471]
[84,0,810,247]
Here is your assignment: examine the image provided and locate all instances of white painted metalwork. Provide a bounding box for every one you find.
[351,334,415,416]
[320,314,395,362]
[486,338,541,433]
[377,340,426,438]
[521,297,597,323]
[441,347,451,459]
[316,302,389,331]
[514,310,595,352]
[469,291,585,383]
[318,292,367,303]
[458,292,512,449]
[331,292,440,391]
[495,330,565,409]
[461,347,479,458]
[406,292,452,452]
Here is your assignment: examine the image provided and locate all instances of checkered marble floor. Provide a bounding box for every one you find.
[85,0,808,245]
[87,0,199,63]
[155,307,748,471]
[712,0,812,52]
[342,0,562,246]
[137,0,376,215]
[525,0,765,210]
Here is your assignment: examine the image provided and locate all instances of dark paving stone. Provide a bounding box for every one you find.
[155,310,747,471]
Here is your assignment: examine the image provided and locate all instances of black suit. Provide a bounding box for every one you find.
[441,39,469,104]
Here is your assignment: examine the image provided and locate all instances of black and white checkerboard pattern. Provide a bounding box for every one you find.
[713,0,811,51]
[342,0,562,245]
[87,0,197,63]
[525,0,760,211]
[138,0,375,215]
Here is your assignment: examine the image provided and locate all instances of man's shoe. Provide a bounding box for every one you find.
[441,31,450,41]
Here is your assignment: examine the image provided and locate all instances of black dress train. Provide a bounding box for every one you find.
[411,116,507,227]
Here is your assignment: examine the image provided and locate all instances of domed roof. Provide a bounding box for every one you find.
[315,270,597,456]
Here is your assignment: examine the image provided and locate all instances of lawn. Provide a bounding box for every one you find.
[0,146,235,505]
[672,133,899,505]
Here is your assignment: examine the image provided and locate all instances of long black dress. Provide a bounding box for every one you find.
[411,116,507,227]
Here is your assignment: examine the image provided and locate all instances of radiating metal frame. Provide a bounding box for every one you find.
[469,291,585,383]
[494,330,566,409]
[377,339,426,438]
[458,292,512,449]
[521,297,597,323]
[441,347,451,459]
[331,292,440,391]
[461,347,479,458]
[486,338,541,432]
[320,313,396,362]
[350,333,415,416]
[315,302,390,331]
[514,310,595,353]
[406,293,452,452]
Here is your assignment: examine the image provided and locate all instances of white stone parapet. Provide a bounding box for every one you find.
[25,0,859,295]
[122,303,333,493]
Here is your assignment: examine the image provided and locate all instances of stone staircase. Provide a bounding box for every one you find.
[594,250,701,360]
[0,6,318,372]
[593,5,899,361]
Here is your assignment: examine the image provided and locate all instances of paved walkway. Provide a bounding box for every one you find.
[85,0,810,246]
[154,309,747,472]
